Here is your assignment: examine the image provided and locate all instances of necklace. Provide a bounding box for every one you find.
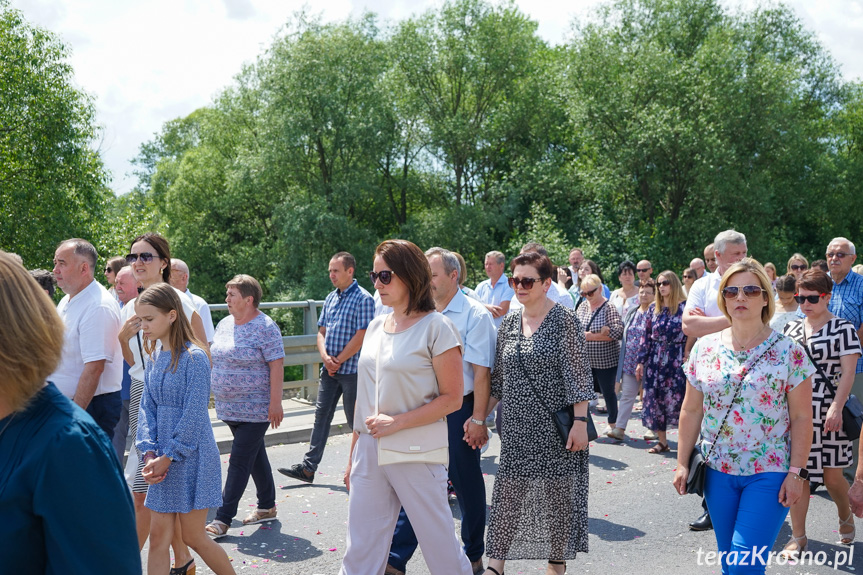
[731,325,768,351]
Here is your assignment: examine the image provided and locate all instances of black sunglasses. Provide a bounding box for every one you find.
[580,287,598,298]
[125,252,155,264]
[722,285,764,299]
[794,293,826,304]
[790,264,808,271]
[636,267,651,273]
[370,270,395,285]
[657,280,671,287]
[509,276,540,289]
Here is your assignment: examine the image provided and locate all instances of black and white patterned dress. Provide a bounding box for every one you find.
[487,304,594,560]
[784,317,862,483]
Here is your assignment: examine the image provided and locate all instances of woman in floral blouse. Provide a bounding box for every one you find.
[673,259,814,575]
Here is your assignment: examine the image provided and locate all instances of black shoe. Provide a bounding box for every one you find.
[689,510,713,531]
[278,463,315,483]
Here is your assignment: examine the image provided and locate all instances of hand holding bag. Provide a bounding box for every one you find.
[374,323,449,466]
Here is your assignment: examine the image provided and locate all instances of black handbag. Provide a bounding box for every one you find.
[800,330,863,441]
[685,335,782,496]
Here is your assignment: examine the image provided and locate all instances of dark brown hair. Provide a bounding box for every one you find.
[774,274,797,293]
[796,269,832,295]
[510,251,554,280]
[136,283,210,372]
[582,259,604,283]
[130,232,171,283]
[106,256,127,276]
[375,240,435,315]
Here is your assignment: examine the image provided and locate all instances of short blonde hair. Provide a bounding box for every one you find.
[717,258,775,325]
[580,273,602,291]
[0,252,65,412]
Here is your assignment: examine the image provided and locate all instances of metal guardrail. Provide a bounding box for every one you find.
[209,299,326,402]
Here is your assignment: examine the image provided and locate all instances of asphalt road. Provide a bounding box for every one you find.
[143,413,862,575]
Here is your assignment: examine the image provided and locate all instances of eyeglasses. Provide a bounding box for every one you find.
[580,287,598,298]
[509,276,540,289]
[369,270,395,285]
[125,252,155,264]
[790,264,808,271]
[657,280,671,287]
[794,293,826,304]
[682,275,693,279]
[104,267,112,273]
[721,285,765,299]
[826,252,850,259]
[636,268,651,273]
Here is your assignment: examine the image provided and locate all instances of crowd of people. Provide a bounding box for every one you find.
[2,228,863,575]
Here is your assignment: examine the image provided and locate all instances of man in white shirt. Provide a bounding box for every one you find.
[704,243,718,273]
[474,250,514,328]
[510,243,574,310]
[682,229,748,532]
[49,239,123,438]
[386,248,496,575]
[169,258,215,343]
[690,257,707,279]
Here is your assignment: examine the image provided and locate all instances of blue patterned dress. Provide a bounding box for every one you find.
[136,345,222,513]
[636,302,687,432]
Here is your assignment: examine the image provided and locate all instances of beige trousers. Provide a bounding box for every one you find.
[339,433,473,575]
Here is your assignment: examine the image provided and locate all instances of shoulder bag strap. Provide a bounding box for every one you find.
[516,311,564,417]
[584,302,607,333]
[800,323,838,399]
[136,331,146,367]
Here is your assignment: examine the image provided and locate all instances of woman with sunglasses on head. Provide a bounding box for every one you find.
[482,251,592,575]
[674,259,815,575]
[117,232,208,574]
[780,269,861,556]
[635,271,688,453]
[340,240,473,575]
[769,274,799,332]
[787,253,809,280]
[576,274,623,436]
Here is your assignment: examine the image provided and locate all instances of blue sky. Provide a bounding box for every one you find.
[10,0,863,195]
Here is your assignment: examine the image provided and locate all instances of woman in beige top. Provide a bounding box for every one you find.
[339,239,473,575]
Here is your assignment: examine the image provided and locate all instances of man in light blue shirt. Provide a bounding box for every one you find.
[387,247,496,575]
[475,250,514,328]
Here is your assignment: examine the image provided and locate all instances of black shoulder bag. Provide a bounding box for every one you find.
[516,311,598,445]
[686,335,782,496]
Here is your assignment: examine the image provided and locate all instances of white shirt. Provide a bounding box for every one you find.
[684,270,722,318]
[440,290,496,395]
[509,281,574,311]
[373,290,393,317]
[122,287,198,381]
[186,289,215,343]
[475,274,515,329]
[49,280,123,398]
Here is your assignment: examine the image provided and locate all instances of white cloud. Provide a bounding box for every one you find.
[7,0,862,195]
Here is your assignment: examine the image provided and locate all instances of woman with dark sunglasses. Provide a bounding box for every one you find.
[781,269,861,556]
[787,253,809,280]
[482,251,593,575]
[117,232,208,574]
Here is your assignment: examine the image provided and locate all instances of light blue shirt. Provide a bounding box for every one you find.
[475,274,515,328]
[441,289,496,394]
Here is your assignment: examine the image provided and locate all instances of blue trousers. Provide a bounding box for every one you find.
[303,370,357,472]
[704,467,789,575]
[388,398,486,571]
[86,391,122,443]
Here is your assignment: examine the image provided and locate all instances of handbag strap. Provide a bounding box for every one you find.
[516,311,563,417]
[583,301,607,333]
[703,333,783,460]
[800,320,840,400]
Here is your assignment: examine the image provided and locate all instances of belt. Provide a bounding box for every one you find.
[463,391,474,403]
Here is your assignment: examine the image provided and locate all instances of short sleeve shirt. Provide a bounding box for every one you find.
[828,270,863,373]
[684,331,815,475]
[474,275,515,329]
[318,280,374,374]
[211,312,285,422]
[684,270,722,317]
[441,290,496,394]
[354,313,463,434]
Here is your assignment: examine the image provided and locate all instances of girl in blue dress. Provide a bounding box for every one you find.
[135,283,236,575]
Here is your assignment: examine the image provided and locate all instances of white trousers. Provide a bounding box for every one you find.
[339,433,473,575]
[615,373,641,430]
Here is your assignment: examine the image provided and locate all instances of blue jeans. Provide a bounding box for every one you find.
[704,468,789,574]
[216,421,275,524]
[388,397,486,571]
[303,371,357,472]
[86,391,122,444]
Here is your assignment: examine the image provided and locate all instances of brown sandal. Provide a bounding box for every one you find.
[647,442,670,454]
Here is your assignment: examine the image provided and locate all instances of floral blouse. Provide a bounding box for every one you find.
[684,331,815,476]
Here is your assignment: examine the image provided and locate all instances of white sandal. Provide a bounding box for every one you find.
[778,534,807,560]
[838,510,856,546]
[205,519,229,539]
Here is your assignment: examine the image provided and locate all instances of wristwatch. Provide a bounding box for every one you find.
[470,418,485,426]
[789,466,809,480]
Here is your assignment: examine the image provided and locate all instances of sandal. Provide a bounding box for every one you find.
[548,559,566,574]
[778,534,807,560]
[838,510,856,545]
[170,558,196,575]
[647,442,670,454]
[243,506,277,525]
[484,568,503,575]
[205,519,229,539]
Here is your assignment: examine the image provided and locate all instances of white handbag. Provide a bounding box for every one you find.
[374,330,449,466]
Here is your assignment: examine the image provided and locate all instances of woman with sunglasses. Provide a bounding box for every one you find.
[483,251,592,575]
[674,259,814,575]
[681,267,696,295]
[340,240,473,575]
[635,270,688,453]
[780,269,861,556]
[787,253,809,280]
[576,274,623,435]
[117,232,207,574]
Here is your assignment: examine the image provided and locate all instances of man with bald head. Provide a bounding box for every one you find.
[690,258,706,279]
[170,258,215,344]
[636,260,653,285]
[703,243,717,273]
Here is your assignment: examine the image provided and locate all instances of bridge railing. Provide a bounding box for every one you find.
[209,299,325,402]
